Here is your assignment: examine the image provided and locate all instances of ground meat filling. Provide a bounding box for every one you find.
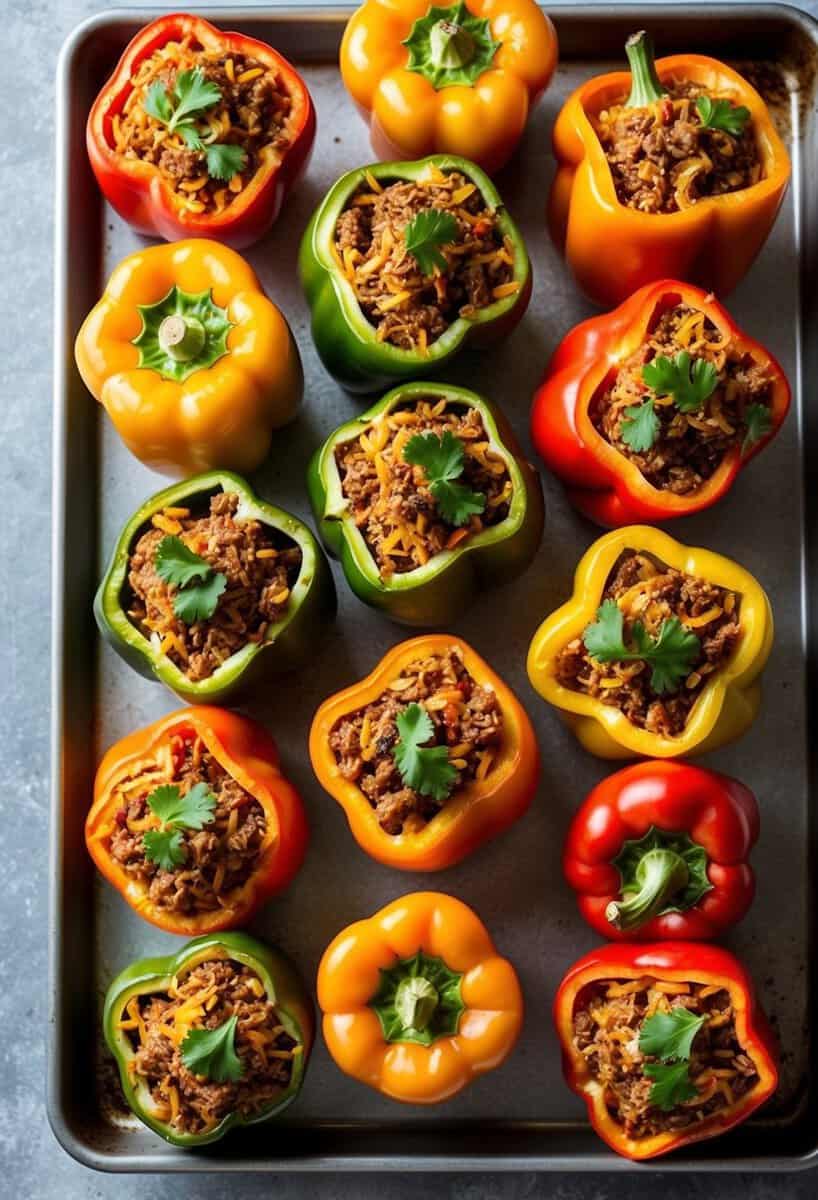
[334,164,518,350]
[573,977,759,1139]
[595,82,761,213]
[555,550,741,736]
[335,398,512,579]
[107,730,266,915]
[592,303,773,494]
[112,35,296,215]
[128,492,301,682]
[329,647,503,835]
[123,959,297,1135]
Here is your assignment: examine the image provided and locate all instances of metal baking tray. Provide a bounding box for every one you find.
[50,2,818,1172]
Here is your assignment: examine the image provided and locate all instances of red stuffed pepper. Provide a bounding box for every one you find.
[531,280,789,527]
[87,13,316,248]
[555,942,778,1160]
[564,761,759,941]
[86,706,309,935]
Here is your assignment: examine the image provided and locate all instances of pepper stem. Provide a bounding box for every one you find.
[625,30,666,108]
[158,314,207,362]
[606,847,690,931]
[429,19,475,70]
[395,976,439,1033]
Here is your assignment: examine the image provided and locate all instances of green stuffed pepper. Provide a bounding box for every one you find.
[298,154,531,392]
[307,381,544,625]
[103,932,313,1148]
[95,469,335,704]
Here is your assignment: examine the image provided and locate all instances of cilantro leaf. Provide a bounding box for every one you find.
[155,537,213,588]
[643,1060,700,1110]
[205,142,247,181]
[404,209,459,275]
[582,600,700,695]
[696,95,751,137]
[180,1015,245,1083]
[742,402,772,453]
[177,123,205,151]
[147,783,217,830]
[142,828,185,872]
[143,80,173,125]
[393,703,458,802]
[639,1007,707,1061]
[642,351,719,413]
[169,68,222,128]
[172,571,227,623]
[620,397,660,453]
[403,430,486,527]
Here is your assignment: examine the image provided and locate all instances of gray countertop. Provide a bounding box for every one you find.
[2,1,815,1195]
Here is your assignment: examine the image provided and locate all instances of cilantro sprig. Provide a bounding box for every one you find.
[742,402,772,453]
[143,67,247,181]
[403,430,486,527]
[695,95,751,137]
[155,536,227,624]
[642,350,719,414]
[583,599,700,695]
[639,1006,707,1111]
[393,703,457,802]
[404,209,459,275]
[620,397,660,453]
[142,782,217,871]
[180,1015,245,1083]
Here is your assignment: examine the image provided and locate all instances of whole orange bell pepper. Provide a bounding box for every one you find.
[317,891,523,1103]
[340,0,558,174]
[549,32,790,306]
[309,635,540,871]
[75,239,302,476]
[86,706,309,936]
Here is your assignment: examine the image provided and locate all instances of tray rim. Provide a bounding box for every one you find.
[49,0,818,1174]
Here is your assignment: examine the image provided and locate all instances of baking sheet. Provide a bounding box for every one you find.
[50,4,818,1171]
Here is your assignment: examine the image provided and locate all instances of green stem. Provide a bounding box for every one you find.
[394,976,439,1033]
[606,847,690,931]
[370,950,464,1046]
[158,314,207,363]
[429,19,475,70]
[625,30,666,108]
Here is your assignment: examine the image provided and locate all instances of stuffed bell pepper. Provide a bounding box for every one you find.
[555,942,778,1159]
[340,0,558,174]
[530,280,790,526]
[75,239,303,476]
[308,382,543,625]
[299,155,531,392]
[104,932,313,1146]
[87,12,315,248]
[310,635,539,871]
[549,30,790,306]
[87,706,309,935]
[565,760,759,941]
[95,470,335,704]
[317,891,523,1103]
[527,526,773,759]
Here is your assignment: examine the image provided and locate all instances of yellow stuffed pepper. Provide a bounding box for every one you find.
[527,526,772,759]
[75,239,302,476]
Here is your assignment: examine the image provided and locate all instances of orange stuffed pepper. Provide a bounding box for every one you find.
[309,635,539,871]
[86,706,308,935]
[318,891,523,1103]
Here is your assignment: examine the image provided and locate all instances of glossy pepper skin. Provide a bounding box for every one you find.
[317,891,523,1103]
[75,239,303,477]
[104,932,314,1147]
[87,13,316,249]
[554,942,778,1160]
[564,760,759,941]
[340,0,558,175]
[298,155,531,392]
[94,470,336,704]
[309,636,539,871]
[308,381,543,625]
[549,50,790,307]
[530,280,791,527]
[87,706,309,935]
[526,525,773,760]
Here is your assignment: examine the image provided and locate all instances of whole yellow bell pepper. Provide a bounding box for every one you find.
[340,0,558,174]
[75,239,302,476]
[527,526,773,760]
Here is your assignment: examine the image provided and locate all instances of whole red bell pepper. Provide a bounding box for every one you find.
[530,279,790,527]
[87,13,316,249]
[554,942,778,1160]
[564,761,759,941]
